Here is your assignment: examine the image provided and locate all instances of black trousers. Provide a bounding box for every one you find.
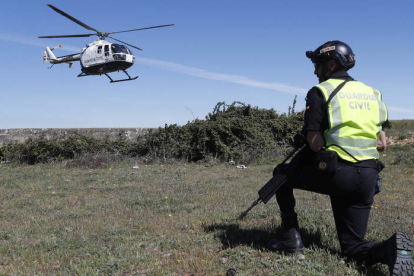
[276,156,381,264]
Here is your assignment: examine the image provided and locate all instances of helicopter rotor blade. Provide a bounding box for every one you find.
[108,36,143,51]
[39,34,95,38]
[107,24,174,35]
[47,4,100,33]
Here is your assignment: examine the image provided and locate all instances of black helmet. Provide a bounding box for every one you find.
[306,40,355,70]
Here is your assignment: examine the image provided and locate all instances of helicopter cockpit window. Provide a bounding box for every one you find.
[97,46,102,54]
[104,45,110,57]
[113,54,127,61]
[111,44,130,54]
[112,44,132,61]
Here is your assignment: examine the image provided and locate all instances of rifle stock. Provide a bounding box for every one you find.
[238,145,307,220]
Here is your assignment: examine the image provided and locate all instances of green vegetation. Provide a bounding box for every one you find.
[0,133,134,165]
[0,101,304,165]
[0,102,413,275]
[0,145,413,275]
[143,101,303,163]
[386,120,414,141]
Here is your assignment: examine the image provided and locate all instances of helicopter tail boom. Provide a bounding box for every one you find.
[43,45,80,68]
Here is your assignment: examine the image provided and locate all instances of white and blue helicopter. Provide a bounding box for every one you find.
[39,5,173,83]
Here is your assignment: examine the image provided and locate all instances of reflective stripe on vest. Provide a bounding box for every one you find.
[315,79,388,162]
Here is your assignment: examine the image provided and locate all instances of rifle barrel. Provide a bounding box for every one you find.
[238,198,261,220]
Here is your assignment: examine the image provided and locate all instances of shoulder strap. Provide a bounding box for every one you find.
[324,80,350,108]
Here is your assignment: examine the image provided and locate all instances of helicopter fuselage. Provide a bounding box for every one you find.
[39,4,172,82]
[80,40,135,75]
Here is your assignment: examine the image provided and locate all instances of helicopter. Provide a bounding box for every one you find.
[39,4,173,83]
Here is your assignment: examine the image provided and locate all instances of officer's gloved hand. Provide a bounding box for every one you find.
[292,131,306,149]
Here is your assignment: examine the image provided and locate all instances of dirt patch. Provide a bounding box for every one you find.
[387,131,414,146]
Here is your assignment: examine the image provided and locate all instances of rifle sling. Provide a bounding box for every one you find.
[324,80,350,109]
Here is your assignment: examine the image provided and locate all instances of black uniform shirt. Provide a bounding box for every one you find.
[304,71,390,132]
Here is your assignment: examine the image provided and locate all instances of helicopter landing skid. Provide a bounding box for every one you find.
[77,72,88,77]
[105,70,138,83]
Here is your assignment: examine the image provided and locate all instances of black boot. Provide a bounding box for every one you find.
[384,231,414,276]
[268,213,304,255]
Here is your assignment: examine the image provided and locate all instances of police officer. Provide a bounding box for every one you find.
[268,40,414,275]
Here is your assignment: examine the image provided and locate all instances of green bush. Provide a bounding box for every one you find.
[0,101,304,164]
[138,101,304,163]
[389,120,414,130]
[386,120,414,139]
[0,133,134,164]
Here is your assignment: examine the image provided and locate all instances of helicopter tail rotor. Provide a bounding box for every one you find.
[44,45,61,62]
[51,45,62,51]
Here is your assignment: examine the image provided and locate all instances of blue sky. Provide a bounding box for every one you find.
[1,0,413,128]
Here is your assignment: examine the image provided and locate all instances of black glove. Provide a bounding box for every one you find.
[292,131,306,149]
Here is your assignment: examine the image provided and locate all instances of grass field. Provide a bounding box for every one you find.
[0,131,413,275]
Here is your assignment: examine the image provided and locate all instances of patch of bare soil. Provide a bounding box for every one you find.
[387,131,414,146]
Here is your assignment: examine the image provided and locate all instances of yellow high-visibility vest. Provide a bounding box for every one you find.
[315,79,388,162]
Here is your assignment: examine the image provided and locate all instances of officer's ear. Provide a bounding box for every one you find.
[328,59,338,72]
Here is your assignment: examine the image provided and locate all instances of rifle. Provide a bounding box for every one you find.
[238,144,308,220]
